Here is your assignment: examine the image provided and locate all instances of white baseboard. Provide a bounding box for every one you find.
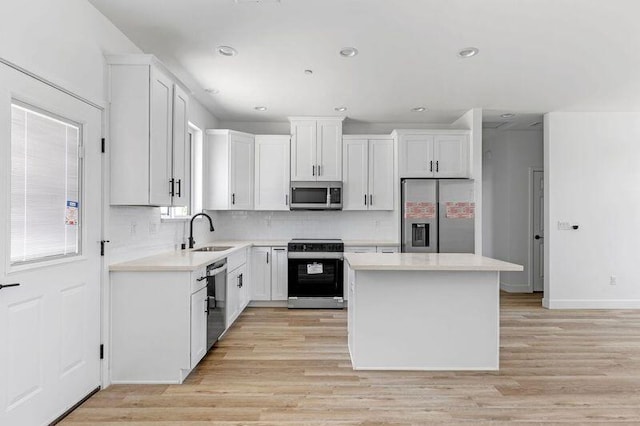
[546,299,640,309]
[248,300,287,308]
[500,282,531,293]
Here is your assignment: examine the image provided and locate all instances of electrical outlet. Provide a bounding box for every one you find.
[610,275,617,286]
[557,221,571,230]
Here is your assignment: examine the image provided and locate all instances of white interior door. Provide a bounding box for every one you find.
[532,170,544,292]
[0,65,102,425]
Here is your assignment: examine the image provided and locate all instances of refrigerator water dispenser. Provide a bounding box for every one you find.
[412,223,429,247]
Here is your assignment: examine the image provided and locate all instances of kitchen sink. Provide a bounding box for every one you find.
[193,246,233,252]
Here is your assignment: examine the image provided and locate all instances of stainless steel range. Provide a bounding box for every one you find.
[287,239,344,309]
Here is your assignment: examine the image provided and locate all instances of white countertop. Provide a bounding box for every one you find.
[109,241,254,272]
[344,253,523,272]
[110,239,401,272]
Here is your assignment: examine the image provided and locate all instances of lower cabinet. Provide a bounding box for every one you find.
[227,253,249,327]
[110,267,210,384]
[250,246,288,302]
[190,286,207,368]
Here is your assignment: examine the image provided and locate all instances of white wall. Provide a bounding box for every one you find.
[483,129,543,291]
[0,0,221,263]
[544,112,640,308]
[0,0,140,106]
[453,109,483,254]
[219,120,464,135]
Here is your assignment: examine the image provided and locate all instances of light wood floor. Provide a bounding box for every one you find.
[63,293,640,425]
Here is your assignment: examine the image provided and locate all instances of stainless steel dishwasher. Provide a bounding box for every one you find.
[206,260,227,350]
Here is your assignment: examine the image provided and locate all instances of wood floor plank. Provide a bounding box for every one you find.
[63,292,640,425]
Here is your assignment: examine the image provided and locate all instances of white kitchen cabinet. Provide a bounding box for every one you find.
[251,247,272,301]
[433,134,469,178]
[108,55,189,206]
[226,248,249,327]
[270,247,288,301]
[376,246,399,253]
[344,246,377,254]
[226,267,240,327]
[204,130,255,210]
[290,117,343,182]
[250,246,288,302]
[172,84,190,206]
[397,131,469,178]
[255,135,291,210]
[190,286,207,368]
[343,137,394,211]
[110,266,209,384]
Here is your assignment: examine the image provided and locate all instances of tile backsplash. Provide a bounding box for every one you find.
[108,206,216,263]
[206,210,399,242]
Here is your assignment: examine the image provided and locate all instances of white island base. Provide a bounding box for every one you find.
[345,253,523,371]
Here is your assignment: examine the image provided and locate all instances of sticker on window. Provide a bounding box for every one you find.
[65,201,79,225]
[307,263,323,274]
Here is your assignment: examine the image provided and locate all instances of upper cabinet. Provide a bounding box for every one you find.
[203,130,255,210]
[254,135,291,210]
[108,55,189,206]
[343,137,395,211]
[397,131,469,178]
[290,117,344,181]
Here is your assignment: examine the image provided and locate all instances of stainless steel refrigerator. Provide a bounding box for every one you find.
[401,179,475,253]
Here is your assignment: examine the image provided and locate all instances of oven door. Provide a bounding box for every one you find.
[290,183,329,210]
[288,258,344,298]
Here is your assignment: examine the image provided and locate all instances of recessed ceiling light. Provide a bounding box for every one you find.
[334,107,347,112]
[339,47,359,57]
[217,45,238,56]
[205,88,219,95]
[411,107,427,112]
[500,113,516,119]
[458,47,479,58]
[304,69,313,75]
[254,106,267,111]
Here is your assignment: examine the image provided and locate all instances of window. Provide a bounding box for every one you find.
[160,122,203,219]
[10,102,82,264]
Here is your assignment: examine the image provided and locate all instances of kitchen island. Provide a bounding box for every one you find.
[344,253,523,371]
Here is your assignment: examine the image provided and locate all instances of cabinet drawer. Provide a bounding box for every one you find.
[376,246,399,254]
[227,248,247,272]
[344,246,377,254]
[191,266,207,293]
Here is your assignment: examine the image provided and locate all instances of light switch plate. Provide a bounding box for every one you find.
[557,221,571,230]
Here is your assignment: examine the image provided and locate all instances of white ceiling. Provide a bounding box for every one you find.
[89,0,640,124]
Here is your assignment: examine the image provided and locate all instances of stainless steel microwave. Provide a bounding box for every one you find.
[290,181,342,210]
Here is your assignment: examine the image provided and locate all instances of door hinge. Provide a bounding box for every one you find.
[100,344,104,360]
[101,138,106,153]
[100,240,110,256]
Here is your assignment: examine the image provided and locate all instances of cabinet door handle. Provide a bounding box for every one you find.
[369,194,373,205]
[318,165,322,176]
[312,165,316,176]
[436,161,439,172]
[274,248,285,251]
[232,193,235,205]
[266,252,269,264]
[285,194,289,206]
[0,283,20,291]
[169,178,175,196]
[176,179,181,197]
[364,194,367,205]
[429,161,433,172]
